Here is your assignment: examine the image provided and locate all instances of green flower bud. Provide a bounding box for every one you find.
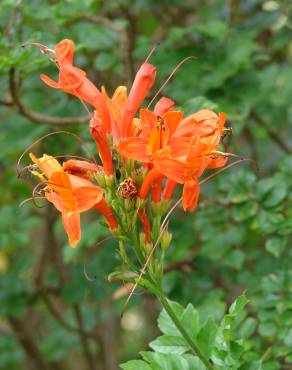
[160,231,172,251]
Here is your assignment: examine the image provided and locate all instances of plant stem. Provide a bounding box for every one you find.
[158,292,214,370]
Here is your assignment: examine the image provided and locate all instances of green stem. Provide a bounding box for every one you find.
[158,292,214,370]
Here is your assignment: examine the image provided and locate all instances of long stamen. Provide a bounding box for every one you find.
[147,56,197,109]
[18,196,46,208]
[17,130,97,176]
[143,42,160,64]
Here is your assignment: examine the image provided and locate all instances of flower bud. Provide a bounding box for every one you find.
[160,231,172,251]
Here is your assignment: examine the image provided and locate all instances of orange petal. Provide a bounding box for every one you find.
[185,136,208,162]
[175,109,218,138]
[118,137,150,162]
[168,137,190,158]
[154,97,174,116]
[163,111,184,136]
[40,74,59,89]
[49,172,76,211]
[154,157,186,184]
[207,156,228,169]
[63,159,101,179]
[140,109,157,138]
[45,190,65,213]
[62,211,80,248]
[75,186,103,212]
[182,180,200,211]
[55,39,75,64]
[29,153,63,178]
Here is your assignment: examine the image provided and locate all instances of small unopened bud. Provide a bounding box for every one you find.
[105,175,114,188]
[161,231,172,251]
[95,172,106,187]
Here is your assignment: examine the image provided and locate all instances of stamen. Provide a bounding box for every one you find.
[17,130,98,176]
[143,42,160,64]
[18,196,46,208]
[200,158,256,185]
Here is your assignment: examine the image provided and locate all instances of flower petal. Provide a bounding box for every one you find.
[118,137,150,162]
[182,180,200,211]
[163,111,184,136]
[168,137,190,158]
[40,74,60,89]
[49,172,76,211]
[55,39,74,64]
[75,186,103,212]
[207,156,228,169]
[175,109,219,138]
[154,157,186,184]
[62,211,80,248]
[30,153,63,178]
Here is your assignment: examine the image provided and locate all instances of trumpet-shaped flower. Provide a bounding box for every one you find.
[29,153,117,247]
[40,39,111,132]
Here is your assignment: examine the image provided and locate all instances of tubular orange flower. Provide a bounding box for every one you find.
[93,198,118,230]
[90,112,113,176]
[151,178,163,203]
[155,135,228,210]
[122,63,156,137]
[138,207,151,243]
[162,179,177,201]
[118,109,189,164]
[40,39,111,132]
[30,153,103,247]
[101,85,127,141]
[139,168,164,200]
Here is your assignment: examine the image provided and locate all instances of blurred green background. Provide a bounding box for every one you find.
[0,1,291,369]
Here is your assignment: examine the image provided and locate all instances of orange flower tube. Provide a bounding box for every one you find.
[138,207,151,243]
[162,179,177,201]
[151,178,162,203]
[122,63,156,137]
[40,39,111,132]
[139,168,164,200]
[93,198,118,230]
[90,113,113,176]
[154,97,174,116]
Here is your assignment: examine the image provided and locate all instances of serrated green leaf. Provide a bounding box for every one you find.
[140,351,190,370]
[196,317,218,358]
[120,360,152,370]
[149,335,188,355]
[158,301,184,336]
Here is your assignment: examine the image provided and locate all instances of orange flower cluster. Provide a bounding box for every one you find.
[30,39,230,248]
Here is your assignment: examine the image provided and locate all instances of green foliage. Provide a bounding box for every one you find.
[0,0,291,369]
[122,295,263,369]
